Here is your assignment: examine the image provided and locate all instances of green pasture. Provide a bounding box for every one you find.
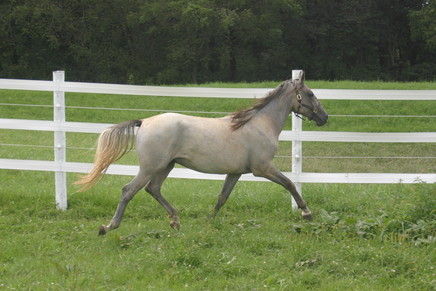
[0,81,435,289]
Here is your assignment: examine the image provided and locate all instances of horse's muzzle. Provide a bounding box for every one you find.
[312,112,328,126]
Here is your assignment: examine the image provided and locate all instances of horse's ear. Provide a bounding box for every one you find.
[298,70,305,84]
[292,70,305,85]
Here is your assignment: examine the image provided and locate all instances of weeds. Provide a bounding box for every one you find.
[291,208,435,246]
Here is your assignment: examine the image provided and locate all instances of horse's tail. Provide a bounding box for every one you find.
[74,119,142,192]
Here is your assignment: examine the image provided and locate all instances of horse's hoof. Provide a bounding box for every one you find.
[98,225,107,235]
[302,211,313,221]
[170,220,180,230]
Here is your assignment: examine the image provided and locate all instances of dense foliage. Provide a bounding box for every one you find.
[0,0,435,83]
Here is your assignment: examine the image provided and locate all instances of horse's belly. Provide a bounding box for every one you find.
[174,143,249,174]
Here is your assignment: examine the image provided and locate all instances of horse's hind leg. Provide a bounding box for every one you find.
[145,163,180,229]
[99,170,151,235]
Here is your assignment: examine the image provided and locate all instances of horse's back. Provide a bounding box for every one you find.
[139,113,231,138]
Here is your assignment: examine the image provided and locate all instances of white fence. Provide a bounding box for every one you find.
[0,70,435,210]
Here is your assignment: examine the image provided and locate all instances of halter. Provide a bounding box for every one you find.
[293,90,318,120]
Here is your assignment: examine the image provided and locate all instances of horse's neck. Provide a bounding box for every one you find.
[255,94,292,137]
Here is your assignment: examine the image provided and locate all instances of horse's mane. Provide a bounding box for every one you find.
[230,81,289,130]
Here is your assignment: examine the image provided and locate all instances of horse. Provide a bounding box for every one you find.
[74,70,328,235]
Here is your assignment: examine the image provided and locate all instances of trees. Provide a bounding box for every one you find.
[408,1,436,80]
[0,0,434,83]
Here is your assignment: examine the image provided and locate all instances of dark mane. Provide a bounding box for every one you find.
[230,82,288,130]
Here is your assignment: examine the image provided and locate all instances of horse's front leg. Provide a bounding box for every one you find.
[254,166,312,220]
[211,174,241,217]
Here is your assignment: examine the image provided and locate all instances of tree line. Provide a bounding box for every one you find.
[0,0,434,84]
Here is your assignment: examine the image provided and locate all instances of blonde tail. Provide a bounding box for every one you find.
[74,119,142,191]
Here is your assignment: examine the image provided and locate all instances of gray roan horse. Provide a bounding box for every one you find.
[75,71,328,235]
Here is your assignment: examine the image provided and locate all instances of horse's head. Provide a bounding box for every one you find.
[291,71,328,126]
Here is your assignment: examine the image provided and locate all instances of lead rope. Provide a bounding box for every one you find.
[294,112,306,120]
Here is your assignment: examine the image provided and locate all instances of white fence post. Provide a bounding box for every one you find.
[53,71,67,210]
[291,70,303,209]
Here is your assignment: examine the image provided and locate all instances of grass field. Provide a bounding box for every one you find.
[0,80,435,289]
